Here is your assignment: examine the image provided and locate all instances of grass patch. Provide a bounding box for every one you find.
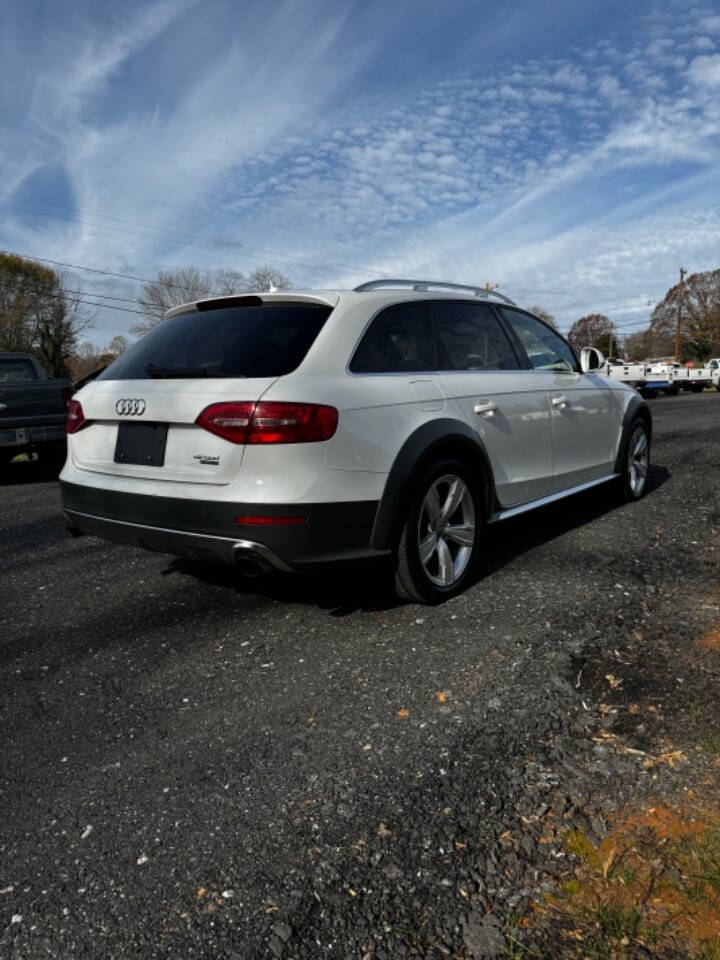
[699,734,720,756]
[530,805,720,958]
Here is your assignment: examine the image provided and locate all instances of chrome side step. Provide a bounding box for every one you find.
[489,474,619,523]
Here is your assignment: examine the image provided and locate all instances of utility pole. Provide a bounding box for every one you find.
[675,267,686,363]
[608,322,613,359]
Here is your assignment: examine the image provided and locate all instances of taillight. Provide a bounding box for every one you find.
[66,398,89,434]
[195,402,253,444]
[195,402,338,444]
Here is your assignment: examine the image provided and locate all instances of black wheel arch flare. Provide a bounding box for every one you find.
[369,418,496,552]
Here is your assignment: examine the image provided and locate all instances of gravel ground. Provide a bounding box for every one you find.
[1,393,719,959]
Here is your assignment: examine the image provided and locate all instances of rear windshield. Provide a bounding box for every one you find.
[98,302,332,380]
[0,358,38,381]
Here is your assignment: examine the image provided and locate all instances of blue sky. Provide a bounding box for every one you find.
[1,0,719,343]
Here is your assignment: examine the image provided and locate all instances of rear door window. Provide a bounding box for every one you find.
[434,301,520,370]
[98,302,332,380]
[350,302,434,373]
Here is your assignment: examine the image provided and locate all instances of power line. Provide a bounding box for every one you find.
[0,279,142,306]
[0,279,145,317]
[0,196,389,277]
[0,248,203,293]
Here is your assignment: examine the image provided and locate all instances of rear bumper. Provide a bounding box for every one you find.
[0,423,66,448]
[60,481,385,569]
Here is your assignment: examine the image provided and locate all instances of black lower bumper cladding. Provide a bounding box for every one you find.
[60,481,383,569]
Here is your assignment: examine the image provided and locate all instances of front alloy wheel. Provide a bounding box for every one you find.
[395,459,482,603]
[619,419,650,502]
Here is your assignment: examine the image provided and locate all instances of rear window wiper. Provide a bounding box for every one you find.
[145,364,243,378]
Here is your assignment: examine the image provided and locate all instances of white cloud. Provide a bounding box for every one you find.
[1,1,719,343]
[552,64,588,91]
[693,36,716,51]
[699,15,720,35]
[688,53,720,86]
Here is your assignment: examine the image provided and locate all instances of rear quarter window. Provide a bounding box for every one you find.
[0,359,38,381]
[350,302,435,373]
[98,302,332,380]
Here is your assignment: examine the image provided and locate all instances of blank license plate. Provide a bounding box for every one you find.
[114,422,168,467]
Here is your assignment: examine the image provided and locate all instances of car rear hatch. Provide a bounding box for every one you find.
[68,294,336,486]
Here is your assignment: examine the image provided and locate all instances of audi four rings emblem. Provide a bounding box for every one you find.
[116,398,146,416]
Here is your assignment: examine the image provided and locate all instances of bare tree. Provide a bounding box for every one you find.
[105,335,129,356]
[527,305,557,330]
[567,313,612,353]
[245,265,291,293]
[648,268,720,361]
[624,329,652,361]
[133,264,292,335]
[134,267,216,334]
[0,254,93,377]
[67,334,130,382]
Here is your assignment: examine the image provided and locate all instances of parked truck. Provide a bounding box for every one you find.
[0,353,72,467]
[707,358,720,390]
[671,364,714,393]
[603,360,648,390]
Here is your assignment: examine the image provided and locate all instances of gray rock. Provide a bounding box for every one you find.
[272,922,292,943]
[463,912,506,958]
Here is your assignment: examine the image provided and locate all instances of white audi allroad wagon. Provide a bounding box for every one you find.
[60,280,651,602]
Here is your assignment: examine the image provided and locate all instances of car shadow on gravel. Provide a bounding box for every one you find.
[484,463,670,568]
[164,556,402,616]
[0,456,64,485]
[170,465,670,615]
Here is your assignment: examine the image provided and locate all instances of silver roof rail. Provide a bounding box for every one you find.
[353,278,516,306]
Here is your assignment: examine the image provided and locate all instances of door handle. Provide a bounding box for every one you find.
[474,401,497,416]
[551,395,569,408]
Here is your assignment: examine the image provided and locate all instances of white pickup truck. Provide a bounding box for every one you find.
[597,356,720,395]
[708,358,720,390]
[603,360,648,390]
[642,361,677,394]
[671,365,714,392]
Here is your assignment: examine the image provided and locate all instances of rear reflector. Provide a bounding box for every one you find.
[234,515,307,525]
[196,401,338,444]
[66,398,89,434]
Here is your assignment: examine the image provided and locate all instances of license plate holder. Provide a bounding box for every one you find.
[0,428,25,445]
[114,422,168,466]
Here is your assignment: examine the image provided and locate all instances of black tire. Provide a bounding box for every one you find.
[394,457,483,603]
[617,418,650,503]
[665,386,679,396]
[691,384,704,393]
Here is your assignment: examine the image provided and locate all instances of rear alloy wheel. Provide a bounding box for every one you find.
[395,459,482,603]
[618,419,650,502]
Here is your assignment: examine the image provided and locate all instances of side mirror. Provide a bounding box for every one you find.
[580,347,606,373]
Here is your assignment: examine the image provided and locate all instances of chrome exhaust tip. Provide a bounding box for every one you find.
[233,548,271,577]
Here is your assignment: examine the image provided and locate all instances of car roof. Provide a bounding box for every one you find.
[165,279,519,319]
